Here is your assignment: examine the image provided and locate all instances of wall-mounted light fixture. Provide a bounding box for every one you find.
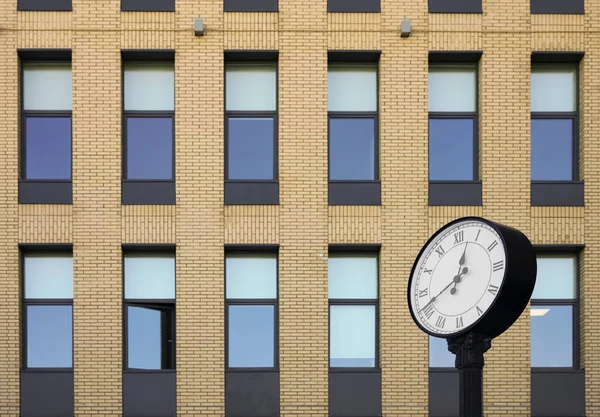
[401,19,411,38]
[194,18,204,36]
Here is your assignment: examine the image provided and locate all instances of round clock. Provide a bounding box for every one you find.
[408,217,537,339]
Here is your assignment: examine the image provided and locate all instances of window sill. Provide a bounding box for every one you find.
[531,181,584,206]
[18,0,71,11]
[19,180,72,204]
[329,181,381,206]
[224,180,279,205]
[327,0,380,12]
[122,180,175,205]
[329,370,381,417]
[428,0,482,13]
[226,371,280,417]
[428,181,482,206]
[123,371,176,417]
[531,368,585,417]
[121,0,174,12]
[21,370,74,417]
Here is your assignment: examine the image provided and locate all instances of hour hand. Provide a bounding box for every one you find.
[458,242,469,266]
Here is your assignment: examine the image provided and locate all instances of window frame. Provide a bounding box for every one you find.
[224,249,279,371]
[531,248,581,370]
[122,250,176,371]
[328,250,380,371]
[121,0,175,12]
[530,63,580,183]
[18,0,72,11]
[224,61,279,183]
[21,248,74,371]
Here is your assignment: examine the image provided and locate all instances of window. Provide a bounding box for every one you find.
[23,253,73,369]
[428,63,481,206]
[428,0,482,13]
[328,63,380,205]
[225,62,278,205]
[328,253,378,368]
[124,253,175,370]
[224,0,277,12]
[121,0,175,12]
[226,253,278,369]
[123,60,175,204]
[530,0,583,14]
[328,0,380,12]
[18,0,71,11]
[429,336,455,368]
[531,254,579,368]
[21,61,73,204]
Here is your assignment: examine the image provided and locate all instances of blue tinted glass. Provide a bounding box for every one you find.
[128,306,167,370]
[531,119,573,181]
[429,118,474,181]
[27,305,72,368]
[531,305,573,367]
[429,336,454,368]
[25,117,71,180]
[329,118,375,180]
[228,118,274,180]
[126,117,173,180]
[228,305,274,368]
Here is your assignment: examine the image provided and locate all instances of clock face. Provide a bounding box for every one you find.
[409,219,507,337]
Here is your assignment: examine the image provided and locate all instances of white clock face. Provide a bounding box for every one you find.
[409,219,507,337]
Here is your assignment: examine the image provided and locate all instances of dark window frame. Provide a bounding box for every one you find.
[225,250,279,371]
[19,57,73,184]
[224,61,279,183]
[328,251,380,372]
[531,63,580,183]
[531,249,581,371]
[21,250,74,371]
[122,251,176,371]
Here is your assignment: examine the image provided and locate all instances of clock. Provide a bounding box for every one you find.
[408,217,537,339]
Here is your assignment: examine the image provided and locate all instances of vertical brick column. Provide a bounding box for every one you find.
[481,0,531,415]
[71,1,122,414]
[175,1,225,415]
[278,1,329,414]
[0,1,20,415]
[379,0,429,414]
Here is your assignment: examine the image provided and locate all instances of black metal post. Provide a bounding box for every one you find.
[447,332,492,417]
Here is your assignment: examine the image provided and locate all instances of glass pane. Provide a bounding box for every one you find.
[330,305,375,367]
[531,67,576,112]
[328,65,377,112]
[533,255,576,300]
[428,118,474,181]
[531,305,573,367]
[124,62,175,111]
[428,66,476,112]
[329,118,375,180]
[226,254,277,299]
[124,255,175,299]
[429,336,455,368]
[25,117,72,180]
[228,305,275,367]
[226,63,276,111]
[126,117,173,180]
[25,255,73,299]
[328,254,377,299]
[531,119,573,181]
[23,63,72,111]
[227,118,275,180]
[27,305,72,368]
[128,306,172,370]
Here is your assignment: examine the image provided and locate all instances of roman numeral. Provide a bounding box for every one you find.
[424,268,433,275]
[475,229,481,241]
[423,303,435,320]
[493,260,504,272]
[456,316,464,328]
[436,316,446,329]
[476,306,483,316]
[488,284,499,295]
[435,246,445,258]
[419,288,428,298]
[454,231,464,244]
[488,241,498,252]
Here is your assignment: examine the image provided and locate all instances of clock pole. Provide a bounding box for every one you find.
[447,332,492,417]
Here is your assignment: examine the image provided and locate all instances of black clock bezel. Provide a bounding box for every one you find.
[407,216,537,339]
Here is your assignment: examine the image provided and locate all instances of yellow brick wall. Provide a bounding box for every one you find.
[0,0,598,415]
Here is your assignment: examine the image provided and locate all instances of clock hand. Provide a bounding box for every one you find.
[450,266,468,295]
[420,268,468,312]
[458,242,468,267]
[449,243,469,295]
